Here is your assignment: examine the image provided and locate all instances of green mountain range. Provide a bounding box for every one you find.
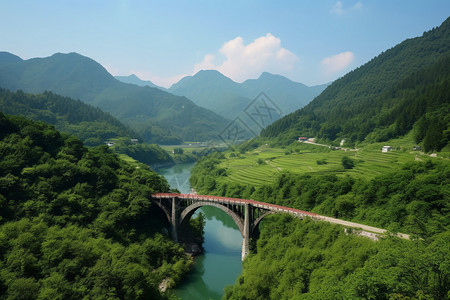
[168,70,328,120]
[0,88,138,146]
[261,17,450,152]
[0,52,229,143]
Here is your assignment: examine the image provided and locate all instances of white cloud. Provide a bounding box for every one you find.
[320,51,354,75]
[123,34,298,88]
[331,1,345,14]
[193,33,298,82]
[193,54,216,72]
[331,1,363,15]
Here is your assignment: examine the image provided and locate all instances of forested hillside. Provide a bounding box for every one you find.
[224,216,449,299]
[261,17,450,151]
[0,88,138,146]
[0,113,192,298]
[190,148,449,298]
[0,52,229,143]
[190,151,449,238]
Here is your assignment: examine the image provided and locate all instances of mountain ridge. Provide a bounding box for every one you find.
[0,51,23,65]
[115,74,162,89]
[260,16,450,152]
[0,87,142,146]
[168,69,328,120]
[0,52,230,143]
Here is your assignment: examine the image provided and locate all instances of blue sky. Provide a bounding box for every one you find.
[1,1,449,87]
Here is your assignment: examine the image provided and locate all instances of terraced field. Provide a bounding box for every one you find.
[217,137,439,186]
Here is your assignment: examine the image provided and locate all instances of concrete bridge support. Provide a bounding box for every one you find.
[152,193,411,262]
[152,195,272,261]
[170,197,179,243]
[242,203,251,260]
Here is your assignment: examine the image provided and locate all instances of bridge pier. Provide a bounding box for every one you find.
[152,193,411,263]
[170,197,179,242]
[152,194,271,261]
[242,203,252,261]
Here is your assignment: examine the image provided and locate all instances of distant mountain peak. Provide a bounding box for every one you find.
[0,51,230,143]
[0,51,23,64]
[259,71,275,77]
[193,69,235,81]
[168,68,326,120]
[257,72,288,81]
[115,74,160,89]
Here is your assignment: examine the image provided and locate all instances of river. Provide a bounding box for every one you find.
[156,162,242,299]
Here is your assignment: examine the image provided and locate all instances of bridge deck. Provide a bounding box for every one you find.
[152,193,410,239]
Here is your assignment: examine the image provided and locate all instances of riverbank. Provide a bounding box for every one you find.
[150,161,176,170]
[155,163,243,300]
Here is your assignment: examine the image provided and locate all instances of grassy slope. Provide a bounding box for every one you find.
[216,134,446,187]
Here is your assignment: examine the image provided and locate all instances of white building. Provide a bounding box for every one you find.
[382,146,393,153]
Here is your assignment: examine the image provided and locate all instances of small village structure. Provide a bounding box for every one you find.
[382,146,393,152]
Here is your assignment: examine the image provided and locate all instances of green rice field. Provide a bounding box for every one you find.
[217,136,445,187]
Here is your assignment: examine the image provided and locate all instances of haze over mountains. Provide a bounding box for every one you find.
[115,74,162,90]
[115,70,328,138]
[0,51,325,144]
[0,52,229,143]
[168,70,328,120]
[116,70,327,121]
[2,17,448,149]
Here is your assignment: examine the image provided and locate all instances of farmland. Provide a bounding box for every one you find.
[215,135,444,187]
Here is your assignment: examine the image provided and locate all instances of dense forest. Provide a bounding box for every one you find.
[0,113,194,299]
[0,88,137,146]
[0,88,183,168]
[186,18,450,299]
[190,152,449,238]
[113,138,174,166]
[190,151,449,299]
[224,216,449,299]
[261,17,450,151]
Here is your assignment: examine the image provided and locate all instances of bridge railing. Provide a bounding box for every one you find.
[151,193,321,219]
[151,193,410,239]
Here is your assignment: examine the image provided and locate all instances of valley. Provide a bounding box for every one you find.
[0,4,449,300]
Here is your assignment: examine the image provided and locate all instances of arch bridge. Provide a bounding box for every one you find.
[151,193,409,260]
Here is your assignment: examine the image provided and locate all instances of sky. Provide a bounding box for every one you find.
[1,1,449,88]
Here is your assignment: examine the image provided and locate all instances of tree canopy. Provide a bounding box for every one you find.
[0,113,191,299]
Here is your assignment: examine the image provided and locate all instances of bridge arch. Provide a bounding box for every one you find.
[151,193,410,260]
[180,201,245,236]
[252,211,276,232]
[152,201,171,224]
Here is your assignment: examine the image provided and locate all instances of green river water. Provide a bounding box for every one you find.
[156,163,242,299]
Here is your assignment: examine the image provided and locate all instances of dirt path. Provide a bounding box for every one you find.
[303,140,359,151]
[319,215,410,239]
